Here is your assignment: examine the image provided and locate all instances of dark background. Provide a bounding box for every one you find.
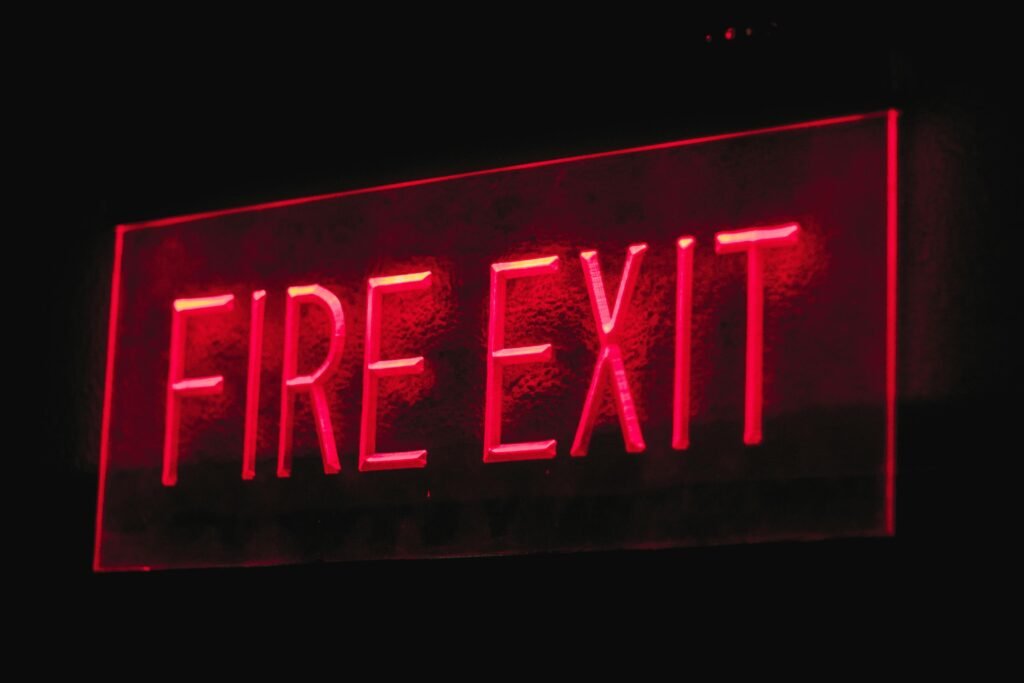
[40,11,1013,615]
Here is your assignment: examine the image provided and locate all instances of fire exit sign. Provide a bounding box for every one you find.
[95,111,897,571]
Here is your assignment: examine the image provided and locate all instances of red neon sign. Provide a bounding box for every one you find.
[95,111,897,571]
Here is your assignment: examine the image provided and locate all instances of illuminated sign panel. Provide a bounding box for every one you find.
[95,112,897,571]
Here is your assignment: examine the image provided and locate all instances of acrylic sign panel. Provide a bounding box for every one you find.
[95,112,897,570]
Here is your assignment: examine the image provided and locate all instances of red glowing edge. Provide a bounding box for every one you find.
[94,110,898,570]
[886,109,898,536]
[117,112,887,232]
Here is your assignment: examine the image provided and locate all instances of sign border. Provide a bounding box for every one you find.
[94,110,898,571]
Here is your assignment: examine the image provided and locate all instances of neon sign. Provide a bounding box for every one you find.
[95,111,897,570]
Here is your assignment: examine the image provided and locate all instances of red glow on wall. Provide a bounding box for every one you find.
[95,112,897,571]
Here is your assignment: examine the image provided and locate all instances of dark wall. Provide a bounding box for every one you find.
[43,12,1012,606]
